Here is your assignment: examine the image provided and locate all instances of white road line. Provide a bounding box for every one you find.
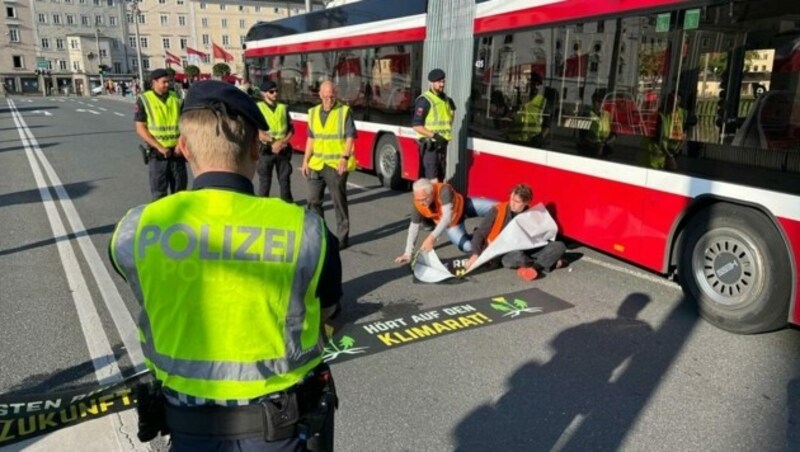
[98,107,107,111]
[551,413,586,452]
[582,255,681,290]
[114,112,125,117]
[19,104,145,371]
[7,99,123,385]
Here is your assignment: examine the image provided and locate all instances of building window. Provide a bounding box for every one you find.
[200,2,206,9]
[239,35,245,45]
[219,4,225,10]
[65,0,72,3]
[201,17,207,28]
[177,0,184,4]
[140,37,148,48]
[70,38,79,49]
[8,28,19,42]
[93,0,100,5]
[222,35,229,46]
[112,38,119,49]
[56,38,64,49]
[95,15,104,26]
[162,37,170,49]
[66,14,75,25]
[239,19,245,29]
[113,62,121,72]
[255,6,260,12]
[38,13,47,24]
[107,0,113,5]
[202,34,209,45]
[72,61,81,71]
[100,49,107,57]
[127,13,133,24]
[59,60,68,70]
[273,8,278,13]
[79,0,86,3]
[221,18,227,28]
[180,38,188,49]
[81,15,89,26]
[41,38,50,49]
[202,55,210,64]
[178,15,186,26]
[160,15,168,26]
[131,58,138,69]
[238,5,244,11]
[52,13,61,24]
[142,57,150,70]
[158,0,165,3]
[6,7,16,18]
[13,55,24,68]
[109,16,116,26]
[137,13,145,24]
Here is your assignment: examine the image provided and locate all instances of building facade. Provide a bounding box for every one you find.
[1,0,306,95]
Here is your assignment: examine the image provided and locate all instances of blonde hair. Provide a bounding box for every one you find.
[179,109,257,169]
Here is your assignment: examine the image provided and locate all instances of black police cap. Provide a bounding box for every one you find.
[182,80,268,131]
[260,80,277,92]
[150,68,169,81]
[428,69,446,82]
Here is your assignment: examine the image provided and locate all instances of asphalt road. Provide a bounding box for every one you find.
[0,94,798,451]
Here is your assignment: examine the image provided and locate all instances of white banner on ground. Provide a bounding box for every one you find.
[412,204,559,283]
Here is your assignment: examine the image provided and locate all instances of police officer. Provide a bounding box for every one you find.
[134,68,187,200]
[412,69,455,182]
[510,72,550,147]
[301,80,356,250]
[111,81,342,451]
[255,80,294,202]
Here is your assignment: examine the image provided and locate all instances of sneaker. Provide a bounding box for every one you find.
[516,267,538,281]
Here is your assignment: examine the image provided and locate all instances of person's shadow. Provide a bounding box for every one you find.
[454,293,656,451]
[788,377,800,448]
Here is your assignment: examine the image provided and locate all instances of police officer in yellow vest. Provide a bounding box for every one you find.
[111,81,342,452]
[134,68,187,200]
[412,69,455,182]
[301,80,357,250]
[639,92,686,170]
[510,72,550,147]
[256,80,294,202]
[578,91,615,157]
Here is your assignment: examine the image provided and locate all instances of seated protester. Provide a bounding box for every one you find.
[465,183,566,281]
[394,179,496,264]
[578,91,615,157]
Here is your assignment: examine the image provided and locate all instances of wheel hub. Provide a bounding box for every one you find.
[694,232,757,304]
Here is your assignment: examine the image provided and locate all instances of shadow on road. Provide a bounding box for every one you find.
[453,292,699,451]
[0,142,57,153]
[789,377,800,447]
[0,129,135,144]
[0,125,47,132]
[0,223,115,257]
[349,218,408,247]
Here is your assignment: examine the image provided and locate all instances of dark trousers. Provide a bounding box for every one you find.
[170,436,302,452]
[501,241,566,272]
[149,157,187,201]
[307,165,349,244]
[257,147,293,202]
[421,140,447,181]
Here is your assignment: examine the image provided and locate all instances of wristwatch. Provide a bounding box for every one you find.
[340,155,350,160]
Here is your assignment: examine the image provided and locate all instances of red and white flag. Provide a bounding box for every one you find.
[186,47,208,65]
[212,43,234,63]
[165,50,181,66]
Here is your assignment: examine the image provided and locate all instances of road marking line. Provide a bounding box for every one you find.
[551,414,586,452]
[7,98,123,384]
[114,112,125,117]
[17,102,145,371]
[98,107,107,111]
[582,255,681,290]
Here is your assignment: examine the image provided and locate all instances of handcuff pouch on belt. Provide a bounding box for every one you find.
[134,380,169,442]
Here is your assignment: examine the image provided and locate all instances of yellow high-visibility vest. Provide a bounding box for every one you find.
[110,189,328,401]
[257,101,289,140]
[307,102,355,172]
[140,91,180,148]
[416,90,453,141]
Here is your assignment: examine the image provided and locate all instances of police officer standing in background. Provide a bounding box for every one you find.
[301,80,356,250]
[256,80,294,202]
[134,68,187,200]
[412,69,455,182]
[111,81,342,451]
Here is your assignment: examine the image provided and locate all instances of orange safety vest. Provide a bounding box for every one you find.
[487,202,509,244]
[415,182,464,227]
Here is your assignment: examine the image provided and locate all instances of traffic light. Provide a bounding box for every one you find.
[98,65,106,75]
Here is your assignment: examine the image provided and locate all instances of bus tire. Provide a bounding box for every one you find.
[678,203,790,334]
[375,134,403,190]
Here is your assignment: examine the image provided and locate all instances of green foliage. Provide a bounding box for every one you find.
[184,65,200,78]
[212,63,231,77]
[165,67,176,78]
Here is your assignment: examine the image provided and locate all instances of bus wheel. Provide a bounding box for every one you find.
[376,135,403,190]
[678,203,790,334]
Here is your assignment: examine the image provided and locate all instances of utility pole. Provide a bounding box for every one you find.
[131,0,145,85]
[95,28,104,92]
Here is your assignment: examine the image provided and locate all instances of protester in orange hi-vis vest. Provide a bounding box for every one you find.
[394,178,496,264]
[465,183,566,281]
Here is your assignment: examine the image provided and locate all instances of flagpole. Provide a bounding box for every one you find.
[132,0,145,85]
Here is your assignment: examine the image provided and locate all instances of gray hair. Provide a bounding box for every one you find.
[412,178,434,194]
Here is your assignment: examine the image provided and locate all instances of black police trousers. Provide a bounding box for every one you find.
[170,435,303,452]
[257,147,293,202]
[149,156,188,200]
[420,140,446,181]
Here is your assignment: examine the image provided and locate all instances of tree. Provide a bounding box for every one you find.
[165,67,176,78]
[184,65,200,79]
[212,63,231,77]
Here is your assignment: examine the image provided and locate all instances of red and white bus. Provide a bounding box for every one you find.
[245,0,800,334]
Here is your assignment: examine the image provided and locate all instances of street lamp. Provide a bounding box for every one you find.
[95,28,104,91]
